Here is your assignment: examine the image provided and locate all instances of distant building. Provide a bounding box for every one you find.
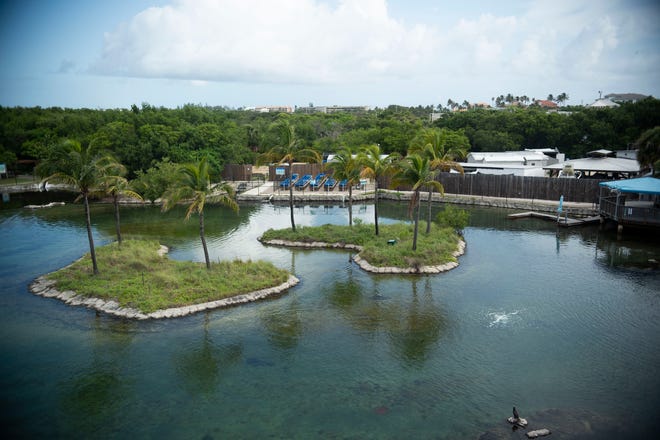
[604,93,650,103]
[296,105,370,114]
[588,98,619,108]
[251,106,293,113]
[534,100,558,109]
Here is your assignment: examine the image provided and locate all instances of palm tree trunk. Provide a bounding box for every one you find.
[413,191,421,251]
[288,164,296,231]
[426,188,433,234]
[113,194,122,244]
[83,193,99,275]
[199,211,211,269]
[374,181,379,235]
[348,184,353,226]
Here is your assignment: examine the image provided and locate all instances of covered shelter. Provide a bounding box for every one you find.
[544,156,640,179]
[599,177,660,230]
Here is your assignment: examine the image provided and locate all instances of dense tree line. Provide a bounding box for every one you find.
[1,98,658,178]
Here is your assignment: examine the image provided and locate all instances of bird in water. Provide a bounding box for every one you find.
[513,406,520,421]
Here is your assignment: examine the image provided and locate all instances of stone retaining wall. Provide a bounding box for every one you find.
[259,237,466,274]
[28,244,300,320]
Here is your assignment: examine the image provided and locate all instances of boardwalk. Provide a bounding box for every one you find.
[507,211,601,227]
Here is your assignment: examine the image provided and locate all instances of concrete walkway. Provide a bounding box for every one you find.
[237,181,598,216]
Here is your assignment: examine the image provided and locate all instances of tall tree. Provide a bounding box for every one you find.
[161,157,238,269]
[409,128,468,233]
[101,171,143,245]
[635,126,660,176]
[358,144,398,235]
[327,148,362,227]
[36,140,119,275]
[392,154,443,251]
[257,117,320,231]
[556,92,569,106]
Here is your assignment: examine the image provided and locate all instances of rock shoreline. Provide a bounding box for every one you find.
[28,244,300,320]
[259,237,466,274]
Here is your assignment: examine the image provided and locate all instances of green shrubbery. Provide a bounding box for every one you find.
[435,205,469,234]
[261,222,462,269]
[49,240,290,313]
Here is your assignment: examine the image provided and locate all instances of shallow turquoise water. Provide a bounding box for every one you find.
[1,198,659,439]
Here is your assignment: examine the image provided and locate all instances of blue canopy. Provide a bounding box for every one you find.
[599,177,660,195]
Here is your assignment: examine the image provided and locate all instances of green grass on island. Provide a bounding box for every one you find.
[48,240,291,313]
[261,222,463,269]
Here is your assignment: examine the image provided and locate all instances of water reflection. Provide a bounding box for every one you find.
[58,317,135,435]
[174,314,243,398]
[260,302,303,351]
[325,270,447,366]
[387,278,447,367]
[595,229,660,270]
[2,200,659,439]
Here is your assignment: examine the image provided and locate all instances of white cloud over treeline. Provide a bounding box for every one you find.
[91,0,659,89]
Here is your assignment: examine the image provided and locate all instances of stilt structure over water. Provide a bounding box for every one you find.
[598,177,660,232]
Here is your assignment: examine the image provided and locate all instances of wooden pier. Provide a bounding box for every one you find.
[507,211,601,227]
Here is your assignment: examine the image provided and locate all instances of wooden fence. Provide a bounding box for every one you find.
[222,164,253,181]
[268,164,324,181]
[380,174,605,204]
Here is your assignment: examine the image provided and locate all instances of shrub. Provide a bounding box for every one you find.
[435,205,469,234]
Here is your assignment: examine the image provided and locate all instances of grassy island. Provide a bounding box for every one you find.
[260,222,464,270]
[47,240,291,313]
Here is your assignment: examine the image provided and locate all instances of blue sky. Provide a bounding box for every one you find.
[1,0,658,109]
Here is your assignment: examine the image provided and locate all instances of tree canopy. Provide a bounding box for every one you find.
[2,98,659,178]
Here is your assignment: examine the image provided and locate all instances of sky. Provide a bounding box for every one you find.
[1,0,659,109]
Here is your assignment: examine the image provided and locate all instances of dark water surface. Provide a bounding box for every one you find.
[1,198,659,439]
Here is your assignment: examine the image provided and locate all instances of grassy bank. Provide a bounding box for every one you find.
[48,240,291,313]
[260,222,462,269]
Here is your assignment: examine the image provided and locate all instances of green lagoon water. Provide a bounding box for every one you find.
[1,195,659,439]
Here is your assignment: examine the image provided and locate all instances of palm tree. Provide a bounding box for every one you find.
[257,117,320,231]
[358,144,398,235]
[161,157,238,270]
[556,92,569,106]
[409,128,467,233]
[635,126,660,176]
[36,140,119,275]
[392,154,443,251]
[101,172,143,245]
[327,148,362,227]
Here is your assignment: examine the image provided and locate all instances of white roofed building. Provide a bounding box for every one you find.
[460,149,559,177]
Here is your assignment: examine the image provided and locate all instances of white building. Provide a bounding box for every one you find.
[460,149,560,177]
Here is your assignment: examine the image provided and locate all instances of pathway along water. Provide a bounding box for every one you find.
[1,199,658,439]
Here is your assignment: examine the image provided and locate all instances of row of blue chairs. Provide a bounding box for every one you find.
[279,173,350,191]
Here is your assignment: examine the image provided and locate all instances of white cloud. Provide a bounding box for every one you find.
[86,0,660,105]
[91,0,435,84]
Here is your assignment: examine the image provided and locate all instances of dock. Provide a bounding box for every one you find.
[508,211,601,227]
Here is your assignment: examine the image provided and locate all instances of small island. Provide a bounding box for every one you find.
[259,222,466,274]
[29,240,298,319]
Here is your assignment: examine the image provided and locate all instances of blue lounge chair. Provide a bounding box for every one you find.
[338,179,348,191]
[324,178,337,191]
[309,173,325,191]
[294,174,312,190]
[279,173,299,189]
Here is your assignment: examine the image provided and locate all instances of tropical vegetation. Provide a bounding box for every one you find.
[409,128,468,233]
[326,147,362,227]
[36,140,122,274]
[357,143,398,235]
[48,240,290,313]
[261,221,462,270]
[257,117,320,231]
[161,157,238,269]
[391,154,444,251]
[2,98,659,181]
